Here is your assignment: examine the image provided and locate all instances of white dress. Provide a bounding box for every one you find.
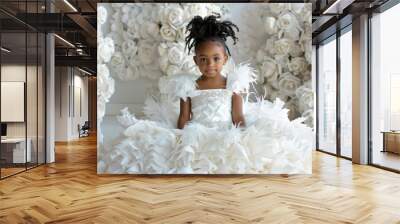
[99,64,313,174]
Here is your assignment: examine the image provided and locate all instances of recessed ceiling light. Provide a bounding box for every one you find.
[54,34,75,48]
[1,47,11,53]
[63,0,78,12]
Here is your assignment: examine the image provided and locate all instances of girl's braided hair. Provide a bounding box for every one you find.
[185,14,239,56]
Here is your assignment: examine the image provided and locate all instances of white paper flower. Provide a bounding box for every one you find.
[296,82,314,111]
[159,56,169,73]
[269,3,291,15]
[162,6,186,29]
[301,109,314,127]
[138,41,156,65]
[182,58,198,74]
[168,44,185,66]
[185,4,208,18]
[289,43,303,57]
[277,11,298,31]
[98,6,107,25]
[98,37,115,63]
[111,20,124,34]
[274,38,294,55]
[109,51,125,70]
[288,57,308,76]
[98,64,115,101]
[283,26,301,41]
[284,99,299,120]
[123,66,140,80]
[264,17,278,35]
[278,72,301,96]
[260,57,278,80]
[158,42,169,57]
[147,22,161,40]
[126,22,140,40]
[166,64,181,76]
[160,24,177,42]
[264,36,278,55]
[121,39,138,57]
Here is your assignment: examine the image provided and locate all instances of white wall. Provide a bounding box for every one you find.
[55,67,89,141]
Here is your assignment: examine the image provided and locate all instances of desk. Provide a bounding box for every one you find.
[1,138,31,163]
[381,131,400,154]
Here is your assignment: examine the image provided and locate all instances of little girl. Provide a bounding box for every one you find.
[100,15,313,175]
[178,15,245,129]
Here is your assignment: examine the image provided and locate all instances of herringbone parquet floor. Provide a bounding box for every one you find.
[1,134,400,224]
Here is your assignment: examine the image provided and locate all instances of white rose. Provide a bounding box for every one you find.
[268,3,290,15]
[98,37,115,63]
[139,21,152,39]
[159,56,169,73]
[290,43,303,57]
[300,4,312,23]
[274,54,290,74]
[97,97,106,125]
[277,11,298,31]
[126,22,140,40]
[97,6,107,25]
[265,36,278,55]
[158,42,169,56]
[166,64,180,76]
[121,39,138,56]
[124,65,140,80]
[121,4,131,14]
[138,41,156,65]
[163,7,185,29]
[301,109,314,128]
[289,57,308,75]
[278,72,301,96]
[206,4,223,16]
[185,4,208,18]
[283,26,300,41]
[176,26,187,42]
[284,99,299,120]
[98,64,115,101]
[160,24,177,42]
[260,57,278,80]
[264,17,278,35]
[296,83,314,111]
[111,20,123,34]
[168,45,185,66]
[182,58,197,74]
[147,22,160,40]
[110,51,125,70]
[274,38,294,55]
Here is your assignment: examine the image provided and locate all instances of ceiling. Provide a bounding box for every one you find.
[0,0,397,75]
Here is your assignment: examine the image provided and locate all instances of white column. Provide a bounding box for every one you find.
[46,33,55,163]
[352,14,369,164]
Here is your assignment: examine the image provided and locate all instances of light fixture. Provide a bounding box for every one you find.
[1,47,11,53]
[78,67,92,76]
[54,34,75,48]
[63,0,78,12]
[322,0,355,15]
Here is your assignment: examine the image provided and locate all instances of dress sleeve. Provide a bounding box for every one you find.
[226,63,258,94]
[158,73,199,102]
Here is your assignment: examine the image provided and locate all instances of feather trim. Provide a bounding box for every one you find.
[158,73,198,102]
[226,63,258,94]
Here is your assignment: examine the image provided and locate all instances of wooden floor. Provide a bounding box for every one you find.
[1,135,400,223]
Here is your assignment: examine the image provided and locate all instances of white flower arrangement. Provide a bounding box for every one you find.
[97,4,116,145]
[102,3,226,81]
[255,3,313,127]
[156,3,228,77]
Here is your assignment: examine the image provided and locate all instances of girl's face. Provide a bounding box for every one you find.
[194,40,228,78]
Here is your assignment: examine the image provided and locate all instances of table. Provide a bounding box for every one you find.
[381,131,400,154]
[1,138,31,163]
